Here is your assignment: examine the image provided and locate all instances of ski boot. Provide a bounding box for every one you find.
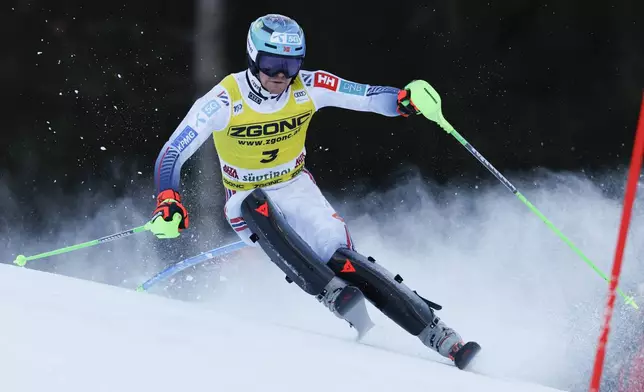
[418,317,481,370]
[318,277,375,340]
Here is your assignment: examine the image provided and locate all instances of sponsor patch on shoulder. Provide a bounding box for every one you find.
[339,80,367,96]
[201,99,221,117]
[217,90,230,106]
[314,72,339,91]
[301,73,314,87]
[232,100,243,115]
[366,86,399,96]
[293,89,310,104]
[247,91,262,105]
[172,125,198,153]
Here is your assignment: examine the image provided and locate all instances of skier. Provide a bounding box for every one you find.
[149,13,480,369]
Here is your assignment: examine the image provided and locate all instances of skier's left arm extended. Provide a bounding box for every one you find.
[149,84,231,239]
[299,70,415,117]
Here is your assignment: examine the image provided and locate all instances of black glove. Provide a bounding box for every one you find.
[396,88,421,117]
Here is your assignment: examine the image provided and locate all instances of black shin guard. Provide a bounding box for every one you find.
[240,189,336,296]
[327,248,438,336]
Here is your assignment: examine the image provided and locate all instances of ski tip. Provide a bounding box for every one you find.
[454,341,481,370]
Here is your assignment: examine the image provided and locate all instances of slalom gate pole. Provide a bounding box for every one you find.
[404,79,638,309]
[11,223,151,267]
[589,92,644,392]
[136,240,248,292]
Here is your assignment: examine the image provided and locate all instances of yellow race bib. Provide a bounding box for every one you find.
[213,74,316,191]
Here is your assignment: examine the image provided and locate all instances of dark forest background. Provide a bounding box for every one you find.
[2,0,643,269]
[4,0,643,222]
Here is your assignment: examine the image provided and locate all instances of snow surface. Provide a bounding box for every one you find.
[0,263,566,392]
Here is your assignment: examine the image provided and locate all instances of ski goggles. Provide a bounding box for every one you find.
[256,53,303,78]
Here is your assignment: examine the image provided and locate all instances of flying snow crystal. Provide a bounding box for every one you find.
[100,146,106,151]
[137,171,142,175]
[74,90,79,94]
[80,136,84,140]
[117,74,122,79]
[37,52,42,55]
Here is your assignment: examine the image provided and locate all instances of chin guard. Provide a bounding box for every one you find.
[327,248,440,336]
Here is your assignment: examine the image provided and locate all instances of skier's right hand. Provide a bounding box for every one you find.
[396,88,421,117]
[148,189,189,239]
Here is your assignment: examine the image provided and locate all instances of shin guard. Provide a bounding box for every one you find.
[327,248,437,336]
[240,188,336,296]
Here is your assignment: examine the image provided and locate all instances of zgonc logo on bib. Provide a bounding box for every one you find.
[227,111,311,139]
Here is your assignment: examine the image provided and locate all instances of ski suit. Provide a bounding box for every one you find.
[154,69,401,262]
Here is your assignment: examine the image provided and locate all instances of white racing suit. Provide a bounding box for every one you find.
[224,168,354,262]
[154,69,400,262]
[153,69,472,366]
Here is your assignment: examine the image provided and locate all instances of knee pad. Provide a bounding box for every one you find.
[326,248,439,336]
[240,188,336,296]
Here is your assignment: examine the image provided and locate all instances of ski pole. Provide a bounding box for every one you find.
[405,79,638,310]
[136,240,248,292]
[12,223,152,267]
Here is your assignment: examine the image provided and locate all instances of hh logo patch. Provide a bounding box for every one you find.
[172,126,197,153]
[293,89,309,104]
[314,72,339,91]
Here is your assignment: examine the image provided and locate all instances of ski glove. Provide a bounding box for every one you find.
[396,88,421,117]
[149,189,189,239]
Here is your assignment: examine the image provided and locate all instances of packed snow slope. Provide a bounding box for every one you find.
[0,263,566,392]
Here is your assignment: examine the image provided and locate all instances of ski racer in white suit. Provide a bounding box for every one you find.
[150,13,480,370]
